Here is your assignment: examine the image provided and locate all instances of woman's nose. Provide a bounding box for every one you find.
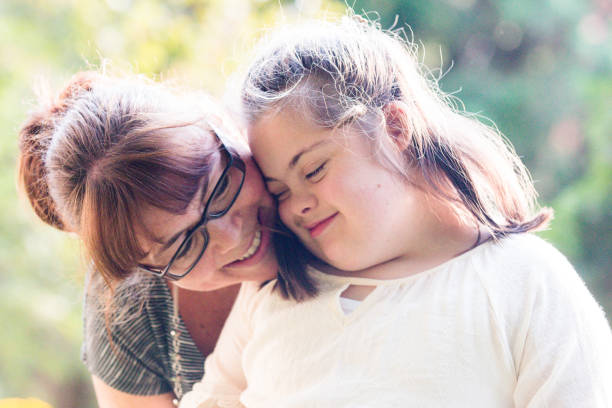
[205,209,245,253]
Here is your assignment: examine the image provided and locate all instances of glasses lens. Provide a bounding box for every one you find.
[167,230,208,277]
[208,166,244,216]
[160,153,245,280]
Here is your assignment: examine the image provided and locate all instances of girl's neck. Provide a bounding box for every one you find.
[316,221,484,281]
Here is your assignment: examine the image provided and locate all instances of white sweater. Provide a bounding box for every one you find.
[180,234,612,408]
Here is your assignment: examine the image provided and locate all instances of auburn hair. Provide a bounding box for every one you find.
[18,71,223,288]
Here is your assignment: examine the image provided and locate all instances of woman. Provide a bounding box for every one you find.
[18,71,279,407]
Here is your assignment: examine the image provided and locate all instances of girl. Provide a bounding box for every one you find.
[180,15,612,407]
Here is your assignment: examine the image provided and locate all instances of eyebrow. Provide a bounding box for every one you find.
[148,202,200,252]
[264,140,331,182]
[150,156,217,249]
[159,231,185,251]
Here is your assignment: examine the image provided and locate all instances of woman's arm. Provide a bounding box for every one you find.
[83,275,205,404]
[92,375,176,408]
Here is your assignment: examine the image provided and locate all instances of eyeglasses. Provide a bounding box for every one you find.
[139,143,246,280]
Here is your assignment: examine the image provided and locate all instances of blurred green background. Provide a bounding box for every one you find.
[1,0,610,406]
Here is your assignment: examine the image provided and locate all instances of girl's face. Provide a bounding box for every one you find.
[249,109,442,272]
[138,139,278,292]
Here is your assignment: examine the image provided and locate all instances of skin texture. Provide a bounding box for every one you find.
[248,107,479,280]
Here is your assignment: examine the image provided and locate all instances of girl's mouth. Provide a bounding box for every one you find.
[307,212,338,238]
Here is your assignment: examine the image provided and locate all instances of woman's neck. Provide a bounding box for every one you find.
[170,283,240,356]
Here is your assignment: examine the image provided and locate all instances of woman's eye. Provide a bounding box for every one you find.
[175,236,194,260]
[209,173,233,212]
[215,175,230,198]
[305,161,327,180]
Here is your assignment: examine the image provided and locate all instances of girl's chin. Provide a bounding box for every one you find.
[316,249,368,272]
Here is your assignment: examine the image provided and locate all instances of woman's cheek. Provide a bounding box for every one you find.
[244,159,271,201]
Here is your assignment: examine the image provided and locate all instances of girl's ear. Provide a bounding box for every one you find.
[382,101,411,152]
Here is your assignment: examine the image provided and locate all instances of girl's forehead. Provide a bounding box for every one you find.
[251,115,368,177]
[249,110,319,155]
[249,109,360,150]
[249,108,321,141]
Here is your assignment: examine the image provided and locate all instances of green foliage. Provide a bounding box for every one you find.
[353,0,611,315]
[1,0,609,406]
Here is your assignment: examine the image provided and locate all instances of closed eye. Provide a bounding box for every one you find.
[306,161,327,180]
[174,236,194,260]
[270,189,289,201]
[215,175,230,197]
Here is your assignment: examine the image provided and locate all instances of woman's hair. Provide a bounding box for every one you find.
[241,14,552,299]
[18,71,224,289]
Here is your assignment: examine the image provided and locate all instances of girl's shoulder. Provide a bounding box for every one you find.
[475,233,575,282]
[233,280,289,315]
[474,233,603,324]
[236,274,333,321]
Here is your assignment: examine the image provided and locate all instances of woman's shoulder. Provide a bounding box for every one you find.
[83,271,171,337]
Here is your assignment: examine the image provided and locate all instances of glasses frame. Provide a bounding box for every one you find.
[139,142,246,280]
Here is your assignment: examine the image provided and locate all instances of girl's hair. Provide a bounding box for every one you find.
[242,14,552,299]
[18,71,224,289]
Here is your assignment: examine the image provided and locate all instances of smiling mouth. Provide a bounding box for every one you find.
[307,213,338,238]
[236,230,262,262]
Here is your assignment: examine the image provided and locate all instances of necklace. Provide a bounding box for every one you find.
[171,283,183,406]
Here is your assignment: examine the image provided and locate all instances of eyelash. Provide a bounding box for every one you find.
[306,161,327,179]
[175,236,193,259]
[271,190,288,201]
[270,161,328,201]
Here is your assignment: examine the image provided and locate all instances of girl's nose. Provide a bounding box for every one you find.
[289,191,318,216]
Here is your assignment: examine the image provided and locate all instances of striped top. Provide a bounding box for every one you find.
[81,273,205,398]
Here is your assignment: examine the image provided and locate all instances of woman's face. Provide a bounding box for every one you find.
[138,138,278,292]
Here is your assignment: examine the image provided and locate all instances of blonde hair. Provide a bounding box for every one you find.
[242,14,551,238]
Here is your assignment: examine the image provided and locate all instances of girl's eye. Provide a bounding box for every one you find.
[271,190,289,202]
[305,161,327,181]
